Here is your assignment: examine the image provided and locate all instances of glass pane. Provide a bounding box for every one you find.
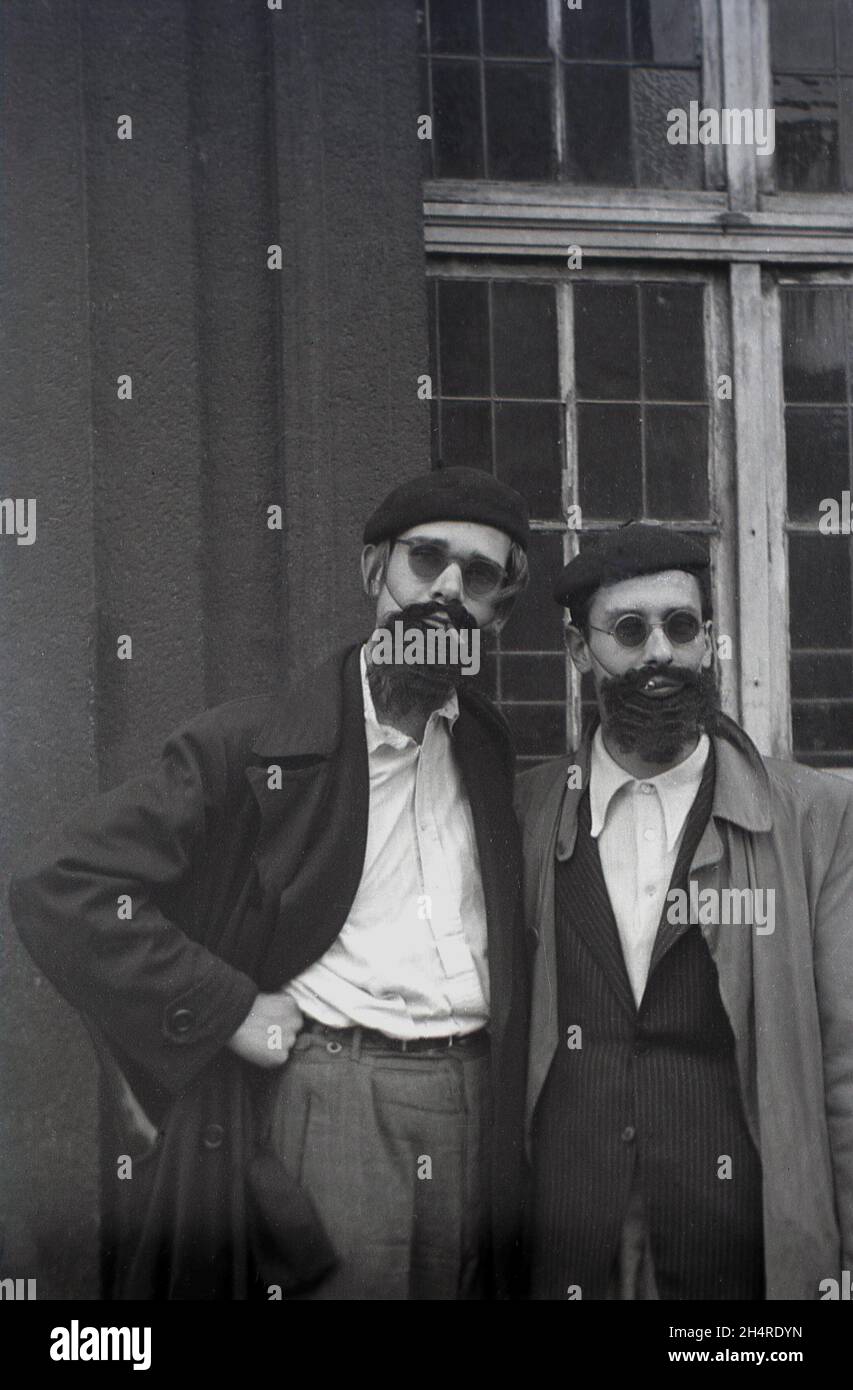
[562,0,629,60]
[419,58,433,175]
[770,0,836,73]
[428,0,479,54]
[641,284,705,400]
[792,702,853,758]
[630,0,701,65]
[431,60,484,177]
[500,530,565,651]
[440,400,492,470]
[774,74,840,192]
[644,405,709,519]
[788,533,852,648]
[492,281,559,397]
[437,280,490,396]
[781,288,847,403]
[501,653,566,701]
[842,78,853,189]
[784,407,850,521]
[486,64,556,181]
[564,66,633,184]
[791,651,853,697]
[840,1,853,72]
[482,0,550,56]
[578,403,643,516]
[632,68,703,188]
[504,704,567,758]
[574,283,640,400]
[494,402,563,519]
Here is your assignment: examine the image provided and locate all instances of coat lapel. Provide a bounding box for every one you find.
[452,695,520,1053]
[244,644,370,989]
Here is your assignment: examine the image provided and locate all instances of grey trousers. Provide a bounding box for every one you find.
[265,1028,493,1300]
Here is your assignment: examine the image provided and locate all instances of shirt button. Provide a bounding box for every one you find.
[202,1123,224,1150]
[645,885,655,897]
[640,784,653,794]
[643,828,655,842]
[621,1125,636,1144]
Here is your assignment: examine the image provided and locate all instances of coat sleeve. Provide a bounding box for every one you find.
[8,716,259,1095]
[812,787,853,1271]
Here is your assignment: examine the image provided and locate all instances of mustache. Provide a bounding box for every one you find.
[378,599,478,634]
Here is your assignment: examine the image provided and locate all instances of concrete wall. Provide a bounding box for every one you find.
[0,0,428,1297]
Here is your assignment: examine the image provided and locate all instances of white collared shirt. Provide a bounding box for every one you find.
[285,647,489,1037]
[589,725,710,1007]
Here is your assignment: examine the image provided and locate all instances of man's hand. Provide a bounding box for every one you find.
[227,992,304,1069]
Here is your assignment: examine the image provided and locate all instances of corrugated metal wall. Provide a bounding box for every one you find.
[0,0,428,1296]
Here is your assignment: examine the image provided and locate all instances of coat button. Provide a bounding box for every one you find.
[621,1125,636,1144]
[202,1123,224,1150]
[170,1007,195,1037]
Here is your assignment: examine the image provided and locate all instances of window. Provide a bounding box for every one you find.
[782,282,853,766]
[428,266,731,760]
[418,0,706,187]
[422,0,853,768]
[771,0,853,192]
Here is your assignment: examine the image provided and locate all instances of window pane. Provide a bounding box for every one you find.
[440,400,492,470]
[793,702,853,760]
[492,281,559,397]
[564,66,633,184]
[641,284,705,400]
[578,403,643,517]
[774,74,840,192]
[485,64,555,181]
[630,0,702,65]
[784,407,849,521]
[631,68,703,189]
[840,0,853,72]
[494,402,563,519]
[562,0,629,60]
[574,283,640,399]
[788,533,851,649]
[431,60,483,177]
[644,405,709,518]
[502,653,566,701]
[781,288,847,403]
[482,0,550,56]
[428,0,479,54]
[770,0,836,73]
[437,279,490,396]
[791,651,853,698]
[501,530,565,653]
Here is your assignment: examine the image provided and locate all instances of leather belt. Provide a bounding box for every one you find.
[301,1018,489,1054]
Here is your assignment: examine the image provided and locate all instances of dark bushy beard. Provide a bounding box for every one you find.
[367,599,478,723]
[599,665,720,765]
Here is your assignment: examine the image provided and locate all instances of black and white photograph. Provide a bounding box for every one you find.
[3,0,853,1364]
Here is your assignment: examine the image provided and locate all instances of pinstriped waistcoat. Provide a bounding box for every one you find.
[529,746,765,1300]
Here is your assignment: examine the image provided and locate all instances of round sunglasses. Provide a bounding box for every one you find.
[587,609,702,649]
[394,537,507,599]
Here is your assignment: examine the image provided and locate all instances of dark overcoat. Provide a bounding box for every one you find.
[10,643,528,1299]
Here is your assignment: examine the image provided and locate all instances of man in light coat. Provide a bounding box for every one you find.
[517,523,853,1300]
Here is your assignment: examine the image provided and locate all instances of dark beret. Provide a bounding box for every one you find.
[554,522,710,607]
[363,466,530,551]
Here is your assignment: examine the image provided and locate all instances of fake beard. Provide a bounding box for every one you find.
[366,599,477,721]
[599,665,720,764]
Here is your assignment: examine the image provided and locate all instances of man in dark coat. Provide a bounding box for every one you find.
[9,466,531,1301]
[517,523,853,1301]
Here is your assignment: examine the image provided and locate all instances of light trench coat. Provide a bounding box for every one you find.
[516,713,853,1300]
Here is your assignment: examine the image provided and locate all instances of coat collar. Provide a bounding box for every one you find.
[251,643,362,760]
[555,711,772,863]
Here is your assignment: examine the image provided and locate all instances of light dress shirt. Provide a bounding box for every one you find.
[285,646,489,1037]
[589,725,710,1008]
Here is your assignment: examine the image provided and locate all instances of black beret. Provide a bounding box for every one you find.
[363,466,530,551]
[554,522,710,608]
